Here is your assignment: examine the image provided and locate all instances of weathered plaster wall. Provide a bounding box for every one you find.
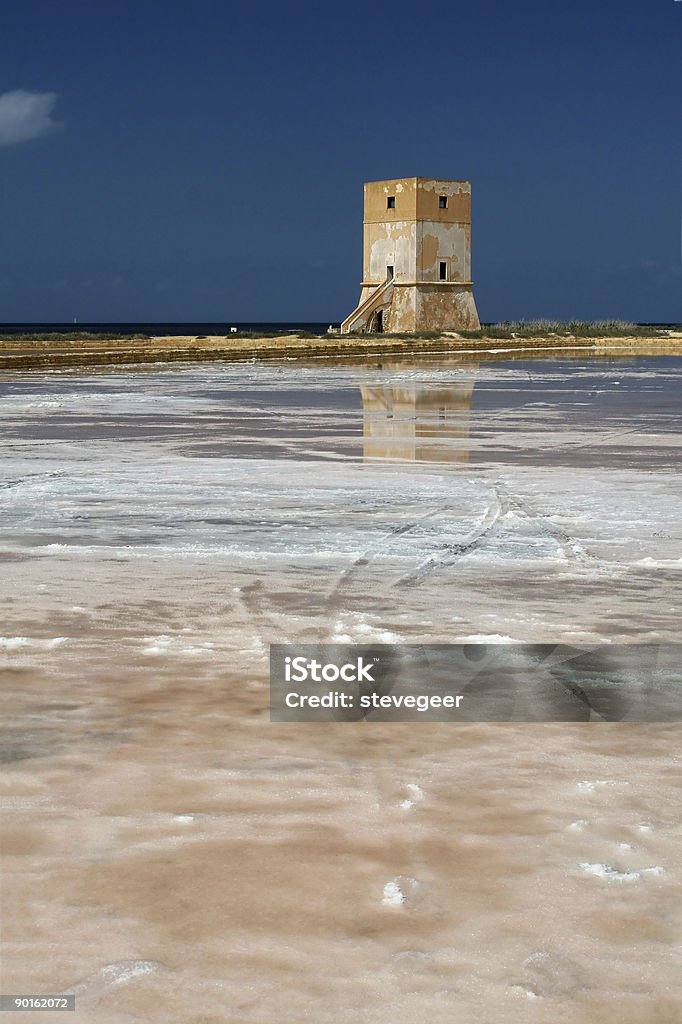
[415,178,471,223]
[419,223,470,282]
[361,221,416,301]
[363,178,418,225]
[415,285,480,331]
[387,286,417,332]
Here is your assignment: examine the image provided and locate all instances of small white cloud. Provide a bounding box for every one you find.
[0,89,61,147]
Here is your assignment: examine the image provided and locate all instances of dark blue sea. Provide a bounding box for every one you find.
[0,322,331,336]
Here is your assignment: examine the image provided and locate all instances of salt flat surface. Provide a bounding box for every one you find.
[1,356,681,1022]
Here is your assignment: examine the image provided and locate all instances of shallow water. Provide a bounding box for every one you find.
[1,356,681,1022]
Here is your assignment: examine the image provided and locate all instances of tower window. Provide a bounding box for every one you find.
[387,196,395,209]
[439,262,447,280]
[439,195,447,209]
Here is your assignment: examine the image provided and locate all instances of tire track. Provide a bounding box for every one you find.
[494,482,598,568]
[323,502,455,616]
[393,487,504,587]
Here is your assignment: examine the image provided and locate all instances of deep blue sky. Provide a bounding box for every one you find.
[1,0,680,323]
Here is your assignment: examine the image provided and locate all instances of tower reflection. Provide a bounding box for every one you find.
[361,369,476,463]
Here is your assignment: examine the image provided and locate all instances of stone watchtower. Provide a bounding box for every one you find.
[341,177,480,334]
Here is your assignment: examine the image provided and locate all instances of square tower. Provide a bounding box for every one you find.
[341,177,480,334]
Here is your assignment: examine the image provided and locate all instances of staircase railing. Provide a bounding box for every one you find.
[341,276,394,333]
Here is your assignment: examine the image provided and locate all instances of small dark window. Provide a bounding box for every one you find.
[387,196,395,209]
[439,262,447,280]
[386,265,394,279]
[439,195,447,209]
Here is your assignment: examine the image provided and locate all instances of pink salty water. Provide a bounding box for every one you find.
[1,357,681,1022]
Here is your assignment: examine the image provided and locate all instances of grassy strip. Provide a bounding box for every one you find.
[467,319,660,338]
[350,321,677,341]
[0,332,153,343]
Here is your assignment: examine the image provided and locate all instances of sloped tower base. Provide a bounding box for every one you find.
[387,284,480,333]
